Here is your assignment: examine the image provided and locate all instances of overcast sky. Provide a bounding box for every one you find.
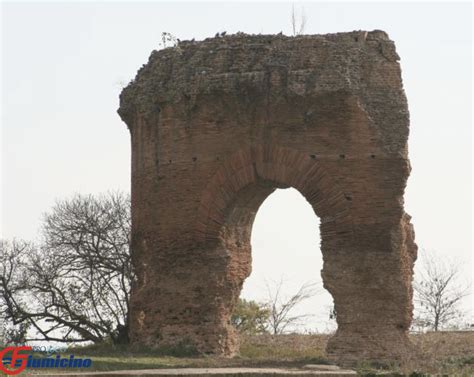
[1,1,472,331]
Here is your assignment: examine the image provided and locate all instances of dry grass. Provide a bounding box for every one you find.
[239,333,330,364]
[31,332,474,375]
[356,331,474,375]
[243,333,474,375]
[404,331,474,375]
[62,334,330,371]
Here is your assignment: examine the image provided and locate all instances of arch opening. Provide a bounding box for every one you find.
[239,187,337,334]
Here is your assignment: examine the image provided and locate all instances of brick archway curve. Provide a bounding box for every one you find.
[195,143,351,244]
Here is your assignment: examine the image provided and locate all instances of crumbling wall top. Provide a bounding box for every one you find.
[118,30,400,124]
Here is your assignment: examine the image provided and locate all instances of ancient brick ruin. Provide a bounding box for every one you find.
[118,31,417,365]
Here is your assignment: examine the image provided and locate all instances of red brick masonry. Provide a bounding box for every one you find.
[118,31,417,365]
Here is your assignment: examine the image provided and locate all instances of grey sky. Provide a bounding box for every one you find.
[2,1,472,330]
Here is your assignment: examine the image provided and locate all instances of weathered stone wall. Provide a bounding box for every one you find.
[118,30,417,365]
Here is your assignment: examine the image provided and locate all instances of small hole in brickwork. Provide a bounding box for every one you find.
[310,154,316,159]
[168,160,172,164]
[192,157,197,162]
[216,157,220,161]
[344,194,352,201]
[339,154,346,159]
[371,154,376,159]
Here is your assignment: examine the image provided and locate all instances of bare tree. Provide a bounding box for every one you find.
[0,192,133,344]
[414,251,471,331]
[265,279,320,334]
[291,4,307,36]
[0,241,30,346]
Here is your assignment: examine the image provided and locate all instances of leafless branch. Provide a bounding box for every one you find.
[413,250,471,331]
[265,278,321,334]
[290,5,307,36]
[0,192,134,345]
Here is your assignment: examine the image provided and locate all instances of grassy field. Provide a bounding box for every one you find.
[25,332,474,375]
[64,333,330,372]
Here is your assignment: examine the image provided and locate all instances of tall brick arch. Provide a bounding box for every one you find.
[118,31,417,365]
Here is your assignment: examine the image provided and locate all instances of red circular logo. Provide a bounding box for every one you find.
[0,346,32,375]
